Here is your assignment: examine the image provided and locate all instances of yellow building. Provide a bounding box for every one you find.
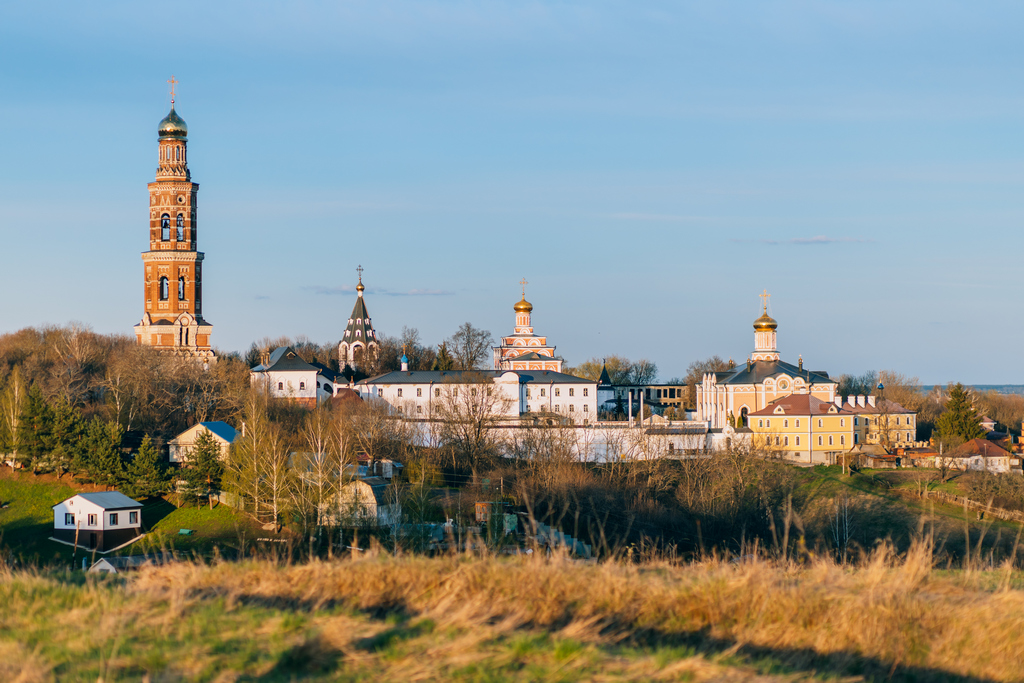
[695,293,838,429]
[748,394,855,465]
[838,396,917,448]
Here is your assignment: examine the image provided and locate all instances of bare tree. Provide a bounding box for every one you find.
[432,373,514,478]
[0,367,26,463]
[448,323,494,371]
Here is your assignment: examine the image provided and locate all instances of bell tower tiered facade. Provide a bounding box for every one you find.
[134,85,215,363]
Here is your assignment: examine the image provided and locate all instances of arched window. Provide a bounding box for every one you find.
[178,277,185,300]
[161,214,170,241]
[159,276,169,301]
[783,419,789,428]
[176,214,184,241]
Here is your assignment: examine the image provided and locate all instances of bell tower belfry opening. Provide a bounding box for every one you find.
[134,78,215,364]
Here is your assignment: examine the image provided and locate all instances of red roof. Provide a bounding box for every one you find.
[748,394,853,417]
[956,438,1009,458]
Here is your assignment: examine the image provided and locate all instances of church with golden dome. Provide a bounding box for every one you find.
[492,279,564,372]
[695,291,838,429]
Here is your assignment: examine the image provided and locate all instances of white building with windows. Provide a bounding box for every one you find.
[250,346,338,406]
[52,492,143,553]
[355,369,599,422]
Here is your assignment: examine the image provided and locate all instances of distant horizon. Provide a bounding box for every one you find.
[2,2,1023,383]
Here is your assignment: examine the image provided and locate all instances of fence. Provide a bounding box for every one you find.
[906,489,1024,524]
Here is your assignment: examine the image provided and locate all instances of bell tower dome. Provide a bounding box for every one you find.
[134,77,215,364]
[750,289,779,362]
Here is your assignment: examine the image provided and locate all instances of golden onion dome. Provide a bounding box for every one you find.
[753,311,778,331]
[158,107,188,139]
[514,297,533,313]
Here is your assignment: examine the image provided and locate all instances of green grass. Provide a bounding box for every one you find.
[0,470,78,564]
[129,499,263,558]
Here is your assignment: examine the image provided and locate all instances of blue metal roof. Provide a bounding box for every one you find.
[199,421,238,443]
[55,491,141,510]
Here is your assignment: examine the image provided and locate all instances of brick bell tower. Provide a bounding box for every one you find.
[134,78,215,364]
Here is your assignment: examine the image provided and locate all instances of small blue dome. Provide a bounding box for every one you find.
[401,354,409,364]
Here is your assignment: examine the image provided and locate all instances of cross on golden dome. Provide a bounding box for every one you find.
[167,76,178,105]
[760,289,771,313]
[520,277,528,297]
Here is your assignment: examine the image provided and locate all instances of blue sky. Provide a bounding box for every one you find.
[1,1,1022,383]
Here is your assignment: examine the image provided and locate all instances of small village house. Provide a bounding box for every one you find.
[334,477,401,527]
[168,421,238,464]
[52,492,143,552]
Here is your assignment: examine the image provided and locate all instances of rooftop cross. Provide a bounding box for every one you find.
[760,289,771,313]
[356,264,363,283]
[167,76,178,105]
[520,277,528,297]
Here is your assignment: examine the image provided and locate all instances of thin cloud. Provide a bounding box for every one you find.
[304,285,453,297]
[731,235,874,246]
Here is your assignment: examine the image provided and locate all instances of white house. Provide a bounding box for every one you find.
[355,369,599,423]
[52,492,143,552]
[168,421,238,464]
[334,477,401,527]
[251,346,338,406]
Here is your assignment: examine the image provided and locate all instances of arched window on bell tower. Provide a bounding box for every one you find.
[161,214,170,241]
[159,277,169,301]
[178,277,185,300]
[176,214,184,241]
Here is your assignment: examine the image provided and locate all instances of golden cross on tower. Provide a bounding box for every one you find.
[520,277,528,297]
[356,264,364,282]
[760,289,771,313]
[167,76,178,105]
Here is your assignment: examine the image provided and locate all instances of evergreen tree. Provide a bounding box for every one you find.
[935,382,985,444]
[16,386,54,472]
[124,435,170,499]
[48,400,85,478]
[432,342,455,371]
[182,430,224,508]
[77,419,126,487]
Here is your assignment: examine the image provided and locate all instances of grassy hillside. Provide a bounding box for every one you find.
[1,545,1022,682]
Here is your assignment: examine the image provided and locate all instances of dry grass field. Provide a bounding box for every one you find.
[1,541,1023,682]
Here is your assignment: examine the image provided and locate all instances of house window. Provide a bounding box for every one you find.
[758,420,763,428]
[417,405,422,414]
[854,433,859,444]
[397,388,403,397]
[299,382,306,391]
[109,513,119,526]
[555,405,560,412]
[540,388,546,397]
[795,419,800,428]
[854,417,859,426]
[569,388,575,397]
[434,388,440,397]
[159,276,169,301]
[583,405,589,413]
[783,419,789,428]
[818,419,823,428]
[377,388,383,397]
[896,417,901,425]
[526,389,531,399]
[906,432,911,442]
[178,276,186,300]
[895,433,901,442]
[583,388,589,397]
[818,436,823,446]
[766,419,771,428]
[64,513,75,525]
[840,435,845,446]
[784,436,789,446]
[569,405,575,412]
[775,436,780,446]
[796,436,800,446]
[828,435,833,446]
[397,406,403,413]
[161,214,170,240]
[277,382,283,390]
[129,511,138,524]
[840,418,845,427]
[417,388,422,397]
[88,514,97,526]
[555,388,560,397]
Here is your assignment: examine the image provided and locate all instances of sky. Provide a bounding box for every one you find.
[1,1,1022,384]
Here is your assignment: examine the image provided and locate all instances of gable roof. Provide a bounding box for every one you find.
[56,491,141,510]
[749,394,852,417]
[712,359,833,387]
[199,421,238,443]
[251,346,319,373]
[956,438,1010,458]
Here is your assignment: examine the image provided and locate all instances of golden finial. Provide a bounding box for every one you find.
[520,277,528,297]
[356,265,365,294]
[167,76,178,106]
[760,289,771,313]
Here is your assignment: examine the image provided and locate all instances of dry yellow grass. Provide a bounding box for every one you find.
[2,542,1023,681]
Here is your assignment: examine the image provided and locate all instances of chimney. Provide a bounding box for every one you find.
[867,395,876,408]
[847,396,856,408]
[857,395,866,408]
[260,350,270,367]
[834,396,842,407]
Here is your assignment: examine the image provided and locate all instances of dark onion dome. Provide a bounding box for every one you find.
[158,107,188,139]
[514,296,533,313]
[753,311,777,331]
